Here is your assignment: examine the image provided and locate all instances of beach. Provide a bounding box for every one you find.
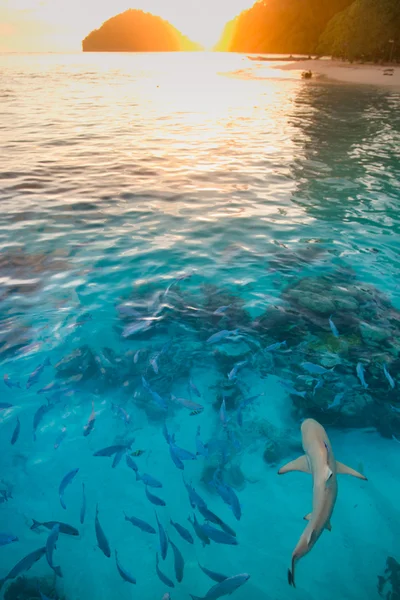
[276,58,400,87]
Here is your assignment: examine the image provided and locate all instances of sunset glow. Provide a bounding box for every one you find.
[0,0,256,51]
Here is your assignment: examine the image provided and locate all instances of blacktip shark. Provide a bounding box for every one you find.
[278,418,367,587]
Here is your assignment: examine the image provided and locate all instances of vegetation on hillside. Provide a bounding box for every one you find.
[82,9,202,52]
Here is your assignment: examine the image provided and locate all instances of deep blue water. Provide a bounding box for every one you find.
[0,52,400,600]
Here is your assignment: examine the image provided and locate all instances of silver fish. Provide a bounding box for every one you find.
[122,320,151,338]
[3,374,21,389]
[328,392,345,410]
[383,363,395,389]
[356,362,368,389]
[227,361,247,381]
[301,362,333,376]
[329,315,339,338]
[207,329,239,345]
[26,357,51,389]
[265,340,287,352]
[278,380,307,398]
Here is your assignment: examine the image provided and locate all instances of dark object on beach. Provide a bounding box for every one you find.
[301,70,312,79]
[378,556,400,599]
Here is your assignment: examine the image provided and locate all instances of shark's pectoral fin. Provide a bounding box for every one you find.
[304,513,332,531]
[278,455,310,475]
[336,460,367,480]
[325,466,333,482]
[325,521,332,532]
[303,512,312,522]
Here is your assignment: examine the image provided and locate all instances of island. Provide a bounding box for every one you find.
[82,9,202,52]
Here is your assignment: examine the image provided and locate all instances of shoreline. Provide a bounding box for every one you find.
[274,58,400,88]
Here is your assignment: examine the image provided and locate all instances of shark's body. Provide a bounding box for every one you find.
[278,418,367,587]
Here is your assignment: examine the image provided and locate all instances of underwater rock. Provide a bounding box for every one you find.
[378,556,400,600]
[359,321,389,345]
[55,345,98,381]
[4,575,59,600]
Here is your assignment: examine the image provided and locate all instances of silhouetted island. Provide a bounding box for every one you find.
[215,0,400,62]
[82,9,202,52]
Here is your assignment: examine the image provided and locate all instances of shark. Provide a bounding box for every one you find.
[278,418,367,587]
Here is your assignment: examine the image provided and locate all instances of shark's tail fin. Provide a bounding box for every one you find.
[31,519,41,530]
[288,556,296,587]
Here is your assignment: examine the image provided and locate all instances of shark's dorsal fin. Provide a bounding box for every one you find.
[303,513,312,521]
[336,460,367,480]
[325,466,333,482]
[278,455,310,475]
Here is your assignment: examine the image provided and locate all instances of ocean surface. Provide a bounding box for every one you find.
[0,52,400,600]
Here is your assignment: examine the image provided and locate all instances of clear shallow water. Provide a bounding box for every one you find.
[0,52,400,600]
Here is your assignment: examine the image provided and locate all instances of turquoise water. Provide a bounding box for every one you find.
[0,52,400,600]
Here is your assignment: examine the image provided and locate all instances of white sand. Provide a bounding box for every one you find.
[276,59,400,88]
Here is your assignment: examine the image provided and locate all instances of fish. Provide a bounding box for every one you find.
[156,553,175,588]
[37,381,62,394]
[142,377,168,411]
[278,418,367,587]
[136,472,163,488]
[59,468,79,510]
[162,594,171,600]
[33,403,55,441]
[183,478,207,509]
[188,514,210,547]
[211,477,241,521]
[227,360,247,381]
[207,329,239,345]
[170,519,194,544]
[198,563,229,583]
[11,417,20,446]
[169,444,184,470]
[80,483,86,525]
[213,305,232,315]
[356,362,368,389]
[329,315,339,338]
[169,537,184,582]
[150,354,160,374]
[93,444,130,457]
[200,522,238,546]
[95,504,111,558]
[0,546,46,590]
[30,520,79,536]
[313,379,324,396]
[278,380,307,398]
[0,402,12,410]
[54,427,67,450]
[195,426,208,457]
[116,303,142,318]
[0,533,18,547]
[189,573,250,600]
[265,340,287,352]
[3,374,21,389]
[189,379,201,397]
[383,363,395,389]
[171,394,204,411]
[115,550,136,584]
[83,400,96,436]
[190,409,203,416]
[122,320,151,338]
[131,449,145,457]
[328,392,345,410]
[133,348,144,363]
[112,402,131,425]
[126,454,139,472]
[197,505,236,537]
[112,449,125,468]
[219,398,227,427]
[124,512,156,534]
[301,362,334,376]
[145,486,166,507]
[155,512,168,560]
[26,357,51,389]
[169,441,197,462]
[46,525,62,578]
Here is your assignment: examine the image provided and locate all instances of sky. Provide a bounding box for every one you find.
[0,0,256,51]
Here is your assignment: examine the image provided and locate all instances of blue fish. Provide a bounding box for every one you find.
[136,472,163,488]
[126,454,139,473]
[328,391,345,410]
[265,340,287,352]
[278,380,307,398]
[156,553,174,588]
[313,378,324,396]
[189,573,250,600]
[170,519,194,544]
[46,524,62,578]
[301,362,333,376]
[169,444,184,470]
[142,377,167,411]
[213,305,232,315]
[115,550,136,584]
[227,360,247,381]
[112,448,125,468]
[59,468,79,510]
[169,537,184,582]
[0,533,18,547]
[155,512,168,560]
[124,512,156,534]
[383,363,395,389]
[0,546,46,589]
[33,402,55,441]
[169,441,197,462]
[145,486,166,507]
[198,562,229,583]
[211,475,241,520]
[0,402,12,410]
[197,505,236,537]
[219,398,227,427]
[200,522,238,546]
[11,418,20,446]
[195,426,208,457]
[26,357,51,389]
[356,362,368,389]
[80,483,86,525]
[54,427,67,450]
[189,379,201,397]
[329,315,339,338]
[188,514,210,547]
[207,329,239,345]
[93,443,131,457]
[3,374,21,389]
[95,505,111,558]
[182,478,207,509]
